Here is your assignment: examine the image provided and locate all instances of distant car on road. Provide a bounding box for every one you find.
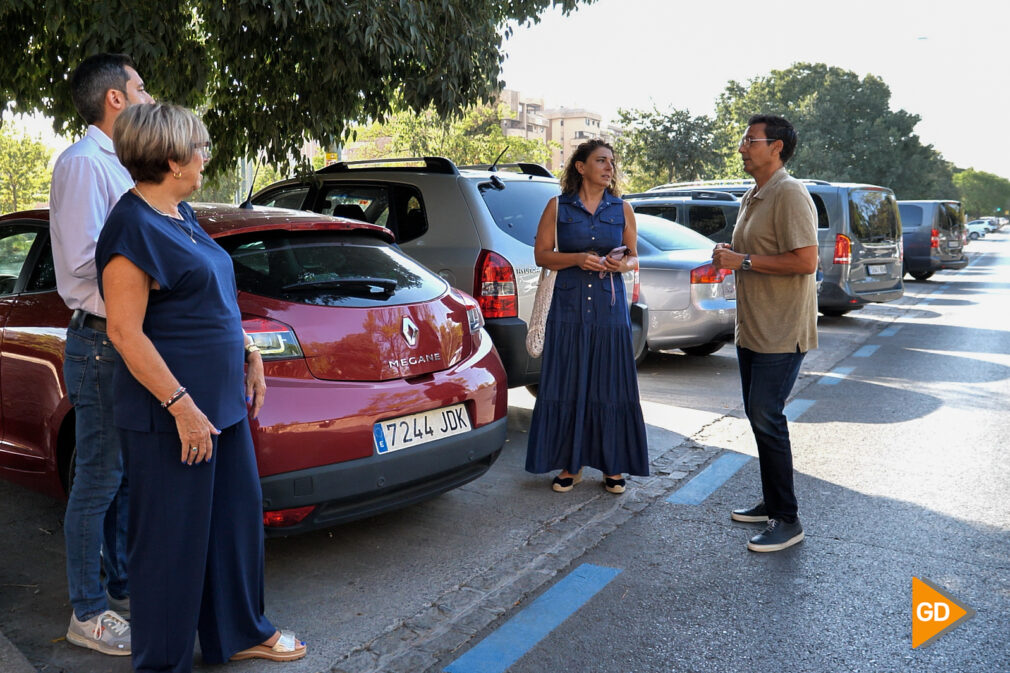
[634,214,735,358]
[898,200,967,281]
[965,220,988,240]
[0,205,508,536]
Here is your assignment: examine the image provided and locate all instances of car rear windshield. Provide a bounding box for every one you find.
[477,179,561,245]
[848,190,900,242]
[636,216,715,250]
[220,231,446,307]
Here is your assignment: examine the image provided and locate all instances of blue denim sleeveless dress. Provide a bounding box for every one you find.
[525,192,649,476]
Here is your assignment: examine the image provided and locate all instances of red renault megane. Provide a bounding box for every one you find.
[0,204,507,535]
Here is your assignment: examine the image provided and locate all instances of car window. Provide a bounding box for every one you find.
[477,180,560,245]
[24,236,56,293]
[636,216,715,250]
[848,190,900,242]
[0,226,40,295]
[256,187,310,210]
[633,205,680,224]
[941,203,964,232]
[316,183,427,243]
[811,194,830,229]
[687,205,729,238]
[221,231,445,307]
[898,204,924,228]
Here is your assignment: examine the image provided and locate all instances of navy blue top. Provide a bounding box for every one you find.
[95,191,247,432]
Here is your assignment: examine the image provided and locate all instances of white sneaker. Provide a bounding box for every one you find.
[66,610,131,656]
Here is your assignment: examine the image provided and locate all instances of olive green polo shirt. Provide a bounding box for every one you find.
[731,168,819,353]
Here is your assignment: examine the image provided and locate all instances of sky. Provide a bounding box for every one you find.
[500,0,1009,179]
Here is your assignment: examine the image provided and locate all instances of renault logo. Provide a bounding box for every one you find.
[402,316,419,347]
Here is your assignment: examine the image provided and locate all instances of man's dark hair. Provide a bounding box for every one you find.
[748,114,798,163]
[70,53,136,125]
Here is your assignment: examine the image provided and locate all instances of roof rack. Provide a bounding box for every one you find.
[457,162,554,178]
[624,189,738,201]
[317,156,459,175]
[647,178,755,191]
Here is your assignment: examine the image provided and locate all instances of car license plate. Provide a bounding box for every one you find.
[867,264,887,276]
[373,404,471,454]
[947,240,960,248]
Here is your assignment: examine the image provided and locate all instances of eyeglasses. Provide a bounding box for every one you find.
[192,141,212,160]
[739,137,777,148]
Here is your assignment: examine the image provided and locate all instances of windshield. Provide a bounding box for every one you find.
[848,189,900,242]
[477,179,561,245]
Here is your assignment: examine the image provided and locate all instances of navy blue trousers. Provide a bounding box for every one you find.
[122,418,275,673]
[737,346,806,523]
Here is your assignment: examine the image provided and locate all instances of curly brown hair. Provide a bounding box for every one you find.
[560,139,621,197]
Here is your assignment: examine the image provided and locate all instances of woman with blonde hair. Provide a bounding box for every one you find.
[525,139,649,493]
[96,103,306,672]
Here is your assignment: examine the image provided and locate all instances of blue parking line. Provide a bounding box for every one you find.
[666,453,751,505]
[818,366,854,385]
[444,563,622,673]
[784,398,815,422]
[853,345,879,358]
[879,325,902,337]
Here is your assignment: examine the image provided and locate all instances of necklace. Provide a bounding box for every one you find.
[133,186,195,244]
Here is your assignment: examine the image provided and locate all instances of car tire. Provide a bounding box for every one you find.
[635,340,649,366]
[910,270,934,281]
[820,308,850,317]
[681,341,725,357]
[969,232,980,240]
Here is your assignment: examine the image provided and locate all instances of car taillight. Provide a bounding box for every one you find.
[451,289,485,334]
[474,250,517,319]
[929,228,939,249]
[631,260,641,303]
[833,234,851,264]
[690,262,733,284]
[242,317,303,360]
[263,505,315,528]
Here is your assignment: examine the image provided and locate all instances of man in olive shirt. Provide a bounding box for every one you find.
[713,114,818,552]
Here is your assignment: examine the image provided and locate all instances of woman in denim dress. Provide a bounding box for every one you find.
[525,139,649,493]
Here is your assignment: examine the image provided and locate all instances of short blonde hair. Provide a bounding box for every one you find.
[113,103,210,183]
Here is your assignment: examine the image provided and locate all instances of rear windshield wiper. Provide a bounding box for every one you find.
[282,276,397,296]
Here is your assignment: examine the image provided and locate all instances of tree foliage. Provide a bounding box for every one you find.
[615,106,722,193]
[350,102,556,166]
[192,160,289,204]
[713,63,957,199]
[0,128,52,213]
[953,169,1010,218]
[0,0,590,177]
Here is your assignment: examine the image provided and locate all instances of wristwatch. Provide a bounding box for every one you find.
[741,254,752,271]
[244,342,261,361]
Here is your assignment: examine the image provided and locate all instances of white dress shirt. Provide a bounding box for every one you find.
[50,125,134,317]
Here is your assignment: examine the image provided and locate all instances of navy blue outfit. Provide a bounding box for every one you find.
[96,192,274,673]
[526,193,649,476]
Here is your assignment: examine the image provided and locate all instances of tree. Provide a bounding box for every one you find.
[953,169,1010,218]
[713,63,957,199]
[350,101,556,166]
[0,1,590,176]
[0,128,52,213]
[192,160,289,204]
[615,107,723,193]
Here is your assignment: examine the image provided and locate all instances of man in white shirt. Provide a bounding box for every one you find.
[50,53,153,657]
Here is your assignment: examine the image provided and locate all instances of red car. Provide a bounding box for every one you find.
[0,205,507,535]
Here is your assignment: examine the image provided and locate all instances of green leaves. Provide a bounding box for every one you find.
[0,0,590,177]
[953,169,1010,219]
[0,128,53,213]
[615,106,722,192]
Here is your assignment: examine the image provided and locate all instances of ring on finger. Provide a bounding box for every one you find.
[190,446,199,452]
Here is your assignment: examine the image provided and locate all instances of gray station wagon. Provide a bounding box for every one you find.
[252,157,648,386]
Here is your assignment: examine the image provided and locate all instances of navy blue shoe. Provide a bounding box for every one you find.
[747,518,804,552]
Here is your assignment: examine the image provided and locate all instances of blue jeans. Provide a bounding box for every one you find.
[63,325,128,620]
[737,346,805,523]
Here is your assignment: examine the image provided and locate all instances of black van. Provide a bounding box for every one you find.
[639,180,904,316]
[897,200,967,281]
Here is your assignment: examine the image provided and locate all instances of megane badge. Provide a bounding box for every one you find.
[402,316,419,347]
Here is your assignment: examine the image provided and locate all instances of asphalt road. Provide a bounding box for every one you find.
[1,234,1007,673]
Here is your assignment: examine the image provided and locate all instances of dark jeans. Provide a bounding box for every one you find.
[63,325,129,620]
[737,346,806,523]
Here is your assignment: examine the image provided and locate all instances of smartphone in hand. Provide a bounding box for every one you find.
[606,245,628,261]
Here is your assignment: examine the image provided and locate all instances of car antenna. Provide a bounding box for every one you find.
[488,146,508,172]
[238,161,260,209]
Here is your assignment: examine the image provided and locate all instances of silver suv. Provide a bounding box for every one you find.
[623,189,740,243]
[252,157,648,386]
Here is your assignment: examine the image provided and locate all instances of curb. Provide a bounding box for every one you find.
[0,630,36,673]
